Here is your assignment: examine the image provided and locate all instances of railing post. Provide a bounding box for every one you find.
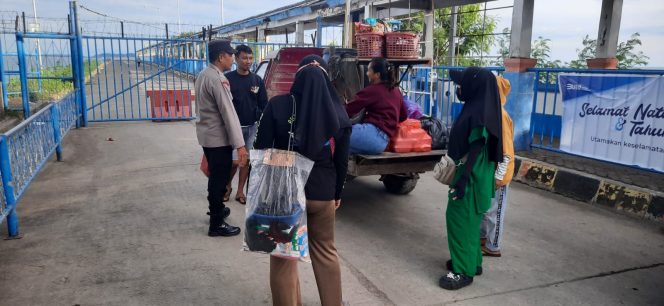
[16,32,31,118]
[68,4,81,129]
[51,104,63,161]
[0,136,19,238]
[73,2,88,127]
[0,38,8,110]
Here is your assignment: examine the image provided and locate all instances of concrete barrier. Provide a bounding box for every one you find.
[514,155,664,223]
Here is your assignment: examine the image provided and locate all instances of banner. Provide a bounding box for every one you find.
[559,74,664,172]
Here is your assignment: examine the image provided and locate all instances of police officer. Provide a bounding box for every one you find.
[195,40,248,237]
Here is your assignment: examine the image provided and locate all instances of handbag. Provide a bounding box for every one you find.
[433,155,457,185]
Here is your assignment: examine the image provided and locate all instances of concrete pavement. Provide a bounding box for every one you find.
[0,121,662,305]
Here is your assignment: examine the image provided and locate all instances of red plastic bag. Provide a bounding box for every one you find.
[200,154,209,177]
[388,119,432,153]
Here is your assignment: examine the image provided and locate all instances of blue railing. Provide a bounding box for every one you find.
[399,66,504,127]
[0,90,78,236]
[527,67,664,151]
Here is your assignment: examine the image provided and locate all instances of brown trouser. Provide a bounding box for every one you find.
[270,200,342,306]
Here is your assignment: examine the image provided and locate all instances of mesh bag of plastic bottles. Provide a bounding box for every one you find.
[243,148,314,261]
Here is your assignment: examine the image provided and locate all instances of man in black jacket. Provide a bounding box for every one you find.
[225,45,268,204]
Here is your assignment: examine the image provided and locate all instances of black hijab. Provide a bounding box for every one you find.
[447,67,503,163]
[290,55,351,158]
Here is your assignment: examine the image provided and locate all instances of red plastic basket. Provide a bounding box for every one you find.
[385,32,420,59]
[355,33,384,58]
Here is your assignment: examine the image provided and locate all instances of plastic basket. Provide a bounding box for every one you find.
[385,32,420,59]
[247,204,303,227]
[355,33,384,58]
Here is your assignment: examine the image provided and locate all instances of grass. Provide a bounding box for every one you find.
[5,60,100,104]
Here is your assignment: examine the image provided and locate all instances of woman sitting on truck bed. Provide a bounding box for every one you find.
[345,57,408,155]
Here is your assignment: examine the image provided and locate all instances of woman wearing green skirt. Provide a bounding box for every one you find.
[440,67,503,290]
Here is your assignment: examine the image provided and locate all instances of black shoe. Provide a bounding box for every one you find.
[206,207,230,219]
[446,260,482,276]
[208,221,241,237]
[439,272,473,290]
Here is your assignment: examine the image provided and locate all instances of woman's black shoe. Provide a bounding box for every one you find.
[446,259,482,276]
[439,272,473,290]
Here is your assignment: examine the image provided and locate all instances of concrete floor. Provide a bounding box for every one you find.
[0,121,662,306]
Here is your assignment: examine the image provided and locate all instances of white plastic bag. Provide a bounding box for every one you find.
[243,148,314,261]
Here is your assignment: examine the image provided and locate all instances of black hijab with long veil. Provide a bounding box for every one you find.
[289,55,351,158]
[448,67,503,163]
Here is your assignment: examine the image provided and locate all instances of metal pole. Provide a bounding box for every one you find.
[0,38,8,110]
[177,0,181,34]
[428,0,435,117]
[67,12,80,128]
[51,102,63,161]
[32,0,43,71]
[71,1,87,127]
[22,12,27,32]
[36,48,42,92]
[316,16,322,48]
[343,0,352,48]
[0,135,20,238]
[121,21,124,38]
[448,6,457,66]
[166,23,169,39]
[16,33,31,118]
[221,0,225,25]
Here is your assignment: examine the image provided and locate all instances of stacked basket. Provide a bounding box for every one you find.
[385,32,420,59]
[355,31,419,59]
[355,32,385,58]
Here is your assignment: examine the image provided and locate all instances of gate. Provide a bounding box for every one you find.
[82,36,206,122]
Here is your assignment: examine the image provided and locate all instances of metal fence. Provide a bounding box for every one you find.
[0,1,85,236]
[0,90,78,236]
[399,65,504,127]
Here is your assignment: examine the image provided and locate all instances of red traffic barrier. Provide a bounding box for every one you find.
[146,89,195,120]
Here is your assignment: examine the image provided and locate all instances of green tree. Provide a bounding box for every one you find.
[569,32,649,69]
[493,29,561,68]
[401,4,497,66]
[530,37,562,68]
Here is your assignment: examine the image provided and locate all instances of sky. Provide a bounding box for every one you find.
[2,0,663,67]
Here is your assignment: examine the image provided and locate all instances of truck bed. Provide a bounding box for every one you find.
[347,150,446,176]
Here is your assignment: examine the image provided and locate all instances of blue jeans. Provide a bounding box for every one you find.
[350,123,389,155]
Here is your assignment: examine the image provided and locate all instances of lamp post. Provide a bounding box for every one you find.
[32,0,43,69]
[221,0,225,25]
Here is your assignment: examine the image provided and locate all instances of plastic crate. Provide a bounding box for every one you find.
[355,33,384,58]
[385,32,420,59]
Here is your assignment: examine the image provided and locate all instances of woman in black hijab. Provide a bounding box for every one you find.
[254,55,351,306]
[439,67,503,290]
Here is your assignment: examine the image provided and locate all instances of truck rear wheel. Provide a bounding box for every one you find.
[381,174,419,195]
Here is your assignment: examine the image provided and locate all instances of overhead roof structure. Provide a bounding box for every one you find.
[213,0,494,39]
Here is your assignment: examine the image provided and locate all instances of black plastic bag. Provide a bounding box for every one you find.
[420,116,449,150]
